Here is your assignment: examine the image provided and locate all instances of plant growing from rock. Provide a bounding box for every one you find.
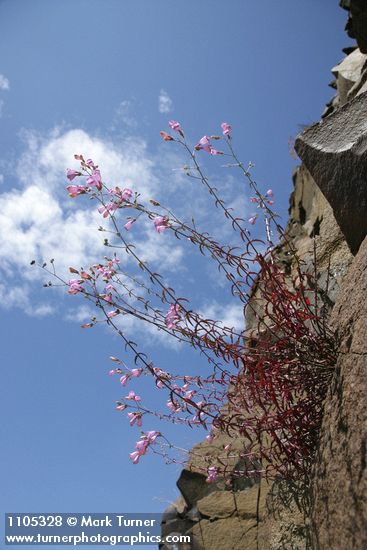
[36,121,336,483]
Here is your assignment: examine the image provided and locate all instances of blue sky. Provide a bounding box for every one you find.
[0,1,352,548]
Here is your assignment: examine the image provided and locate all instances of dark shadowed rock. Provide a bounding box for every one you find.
[343,0,367,54]
[295,91,367,254]
[176,470,219,509]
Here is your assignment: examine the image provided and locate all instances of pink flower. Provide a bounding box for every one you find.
[145,430,160,443]
[86,169,102,191]
[131,368,143,378]
[68,279,83,295]
[248,216,257,225]
[120,375,129,386]
[124,219,136,231]
[154,216,169,233]
[125,391,141,402]
[167,399,181,413]
[266,189,274,197]
[206,434,214,444]
[107,309,120,318]
[109,187,133,201]
[98,203,118,218]
[221,122,232,137]
[66,185,87,198]
[168,120,181,132]
[116,402,126,411]
[165,304,181,329]
[127,412,143,427]
[121,188,133,200]
[206,466,218,483]
[195,135,223,155]
[195,135,212,153]
[135,439,148,453]
[66,169,81,181]
[108,369,116,376]
[250,197,258,204]
[86,158,95,166]
[129,451,142,464]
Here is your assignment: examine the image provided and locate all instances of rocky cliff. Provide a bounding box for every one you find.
[161,2,367,548]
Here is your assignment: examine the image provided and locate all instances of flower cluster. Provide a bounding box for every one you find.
[37,120,336,484]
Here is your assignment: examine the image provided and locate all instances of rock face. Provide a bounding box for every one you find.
[311,235,367,549]
[342,0,367,54]
[295,91,367,255]
[161,3,367,548]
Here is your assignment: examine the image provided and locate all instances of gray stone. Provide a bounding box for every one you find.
[332,48,367,104]
[176,469,218,508]
[295,90,367,254]
[311,235,367,549]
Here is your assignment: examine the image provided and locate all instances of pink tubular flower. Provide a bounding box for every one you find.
[107,309,120,318]
[121,188,133,201]
[108,369,116,376]
[135,439,148,454]
[248,216,257,225]
[129,450,143,464]
[195,135,212,153]
[145,430,160,444]
[66,184,87,198]
[167,399,181,413]
[131,368,143,378]
[66,169,81,181]
[168,120,181,132]
[109,187,133,201]
[221,122,232,137]
[206,466,218,483]
[165,304,181,329]
[120,375,129,387]
[86,169,102,190]
[127,412,143,427]
[154,216,169,233]
[124,219,136,231]
[68,279,83,295]
[125,391,141,402]
[98,203,118,218]
[195,135,223,155]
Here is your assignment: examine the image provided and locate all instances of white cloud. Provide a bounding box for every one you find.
[158,89,173,114]
[0,74,9,91]
[200,301,245,331]
[0,120,253,358]
[112,99,137,130]
[0,128,184,317]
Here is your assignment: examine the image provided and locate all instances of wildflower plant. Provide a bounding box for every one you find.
[36,121,336,484]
